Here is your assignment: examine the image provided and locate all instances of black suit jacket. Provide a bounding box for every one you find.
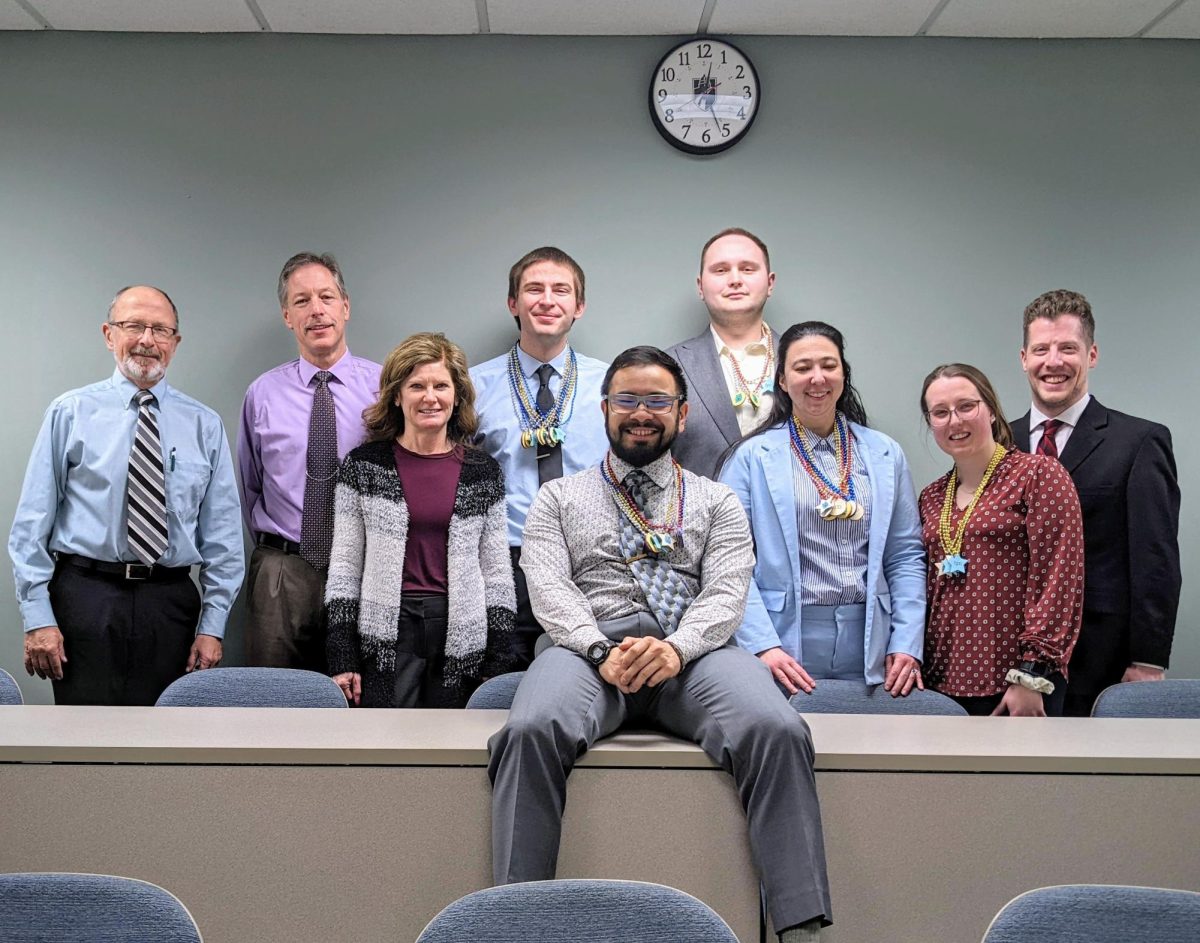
[665,330,744,480]
[1012,397,1181,699]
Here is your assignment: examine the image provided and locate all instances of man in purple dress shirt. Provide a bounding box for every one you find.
[237,252,381,671]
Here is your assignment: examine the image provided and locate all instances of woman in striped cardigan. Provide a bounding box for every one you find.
[325,333,516,707]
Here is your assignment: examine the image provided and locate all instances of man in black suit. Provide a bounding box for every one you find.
[1012,289,1181,717]
[666,228,777,479]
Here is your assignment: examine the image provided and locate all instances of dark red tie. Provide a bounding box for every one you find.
[1037,419,1061,459]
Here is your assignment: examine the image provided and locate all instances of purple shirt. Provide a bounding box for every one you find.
[392,442,464,594]
[238,350,382,542]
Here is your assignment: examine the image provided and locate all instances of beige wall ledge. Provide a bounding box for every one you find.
[1,706,1197,774]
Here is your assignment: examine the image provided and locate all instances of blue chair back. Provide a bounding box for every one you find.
[0,872,201,942]
[983,884,1200,942]
[790,678,967,715]
[1091,679,1200,719]
[155,666,347,707]
[466,671,525,709]
[416,879,739,943]
[0,667,22,705]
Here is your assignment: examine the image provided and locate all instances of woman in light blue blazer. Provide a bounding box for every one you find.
[719,321,926,696]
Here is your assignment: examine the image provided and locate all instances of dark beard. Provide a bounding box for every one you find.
[608,423,676,467]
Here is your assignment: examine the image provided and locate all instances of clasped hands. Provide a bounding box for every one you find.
[597,636,681,694]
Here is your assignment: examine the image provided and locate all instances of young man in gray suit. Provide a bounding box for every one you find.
[666,228,777,478]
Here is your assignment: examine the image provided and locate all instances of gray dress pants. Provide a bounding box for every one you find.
[487,620,832,931]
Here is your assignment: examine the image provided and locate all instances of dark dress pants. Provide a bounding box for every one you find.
[364,592,471,709]
[508,545,542,669]
[48,563,199,706]
[244,546,328,673]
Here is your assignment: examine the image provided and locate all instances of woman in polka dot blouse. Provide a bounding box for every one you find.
[918,363,1083,716]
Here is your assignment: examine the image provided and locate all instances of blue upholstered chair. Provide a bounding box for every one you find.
[155,666,347,707]
[789,678,968,715]
[0,872,202,942]
[1090,679,1200,719]
[416,879,739,943]
[0,667,22,705]
[982,884,1200,943]
[466,671,526,709]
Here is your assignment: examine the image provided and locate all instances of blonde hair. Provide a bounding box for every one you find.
[363,333,479,445]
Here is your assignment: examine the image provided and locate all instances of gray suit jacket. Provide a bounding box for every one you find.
[665,329,743,479]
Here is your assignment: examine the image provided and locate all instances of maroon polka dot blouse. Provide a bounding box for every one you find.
[919,449,1084,698]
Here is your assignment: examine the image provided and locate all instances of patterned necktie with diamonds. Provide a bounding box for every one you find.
[300,370,338,569]
[1037,418,1061,459]
[126,389,168,567]
[617,469,694,635]
[534,363,563,485]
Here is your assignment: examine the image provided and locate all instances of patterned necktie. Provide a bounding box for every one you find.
[1037,419,1061,459]
[617,470,694,635]
[126,389,168,567]
[300,371,338,569]
[535,363,563,484]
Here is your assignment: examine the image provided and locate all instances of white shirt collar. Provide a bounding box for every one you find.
[1029,393,1091,432]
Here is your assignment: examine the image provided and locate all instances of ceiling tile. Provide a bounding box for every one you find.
[488,0,703,35]
[32,0,260,31]
[0,1,41,29]
[928,0,1172,38]
[709,0,936,36]
[258,0,476,34]
[1145,0,1200,38]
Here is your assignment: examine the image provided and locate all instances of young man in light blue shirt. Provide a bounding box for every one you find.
[10,285,244,705]
[470,247,608,666]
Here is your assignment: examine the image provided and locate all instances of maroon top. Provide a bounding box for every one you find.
[919,449,1084,697]
[392,442,464,594]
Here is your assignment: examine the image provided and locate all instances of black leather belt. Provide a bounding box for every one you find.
[257,533,301,555]
[58,553,191,583]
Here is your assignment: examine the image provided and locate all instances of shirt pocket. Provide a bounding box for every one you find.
[166,459,211,515]
[759,588,787,612]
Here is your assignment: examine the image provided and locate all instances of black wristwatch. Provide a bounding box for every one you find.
[1018,660,1053,679]
[586,640,616,667]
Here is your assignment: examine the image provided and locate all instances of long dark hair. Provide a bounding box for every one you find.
[716,321,869,474]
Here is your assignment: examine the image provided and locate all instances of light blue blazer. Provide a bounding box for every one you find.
[719,422,927,685]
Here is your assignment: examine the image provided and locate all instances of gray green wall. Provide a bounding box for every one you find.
[1,32,1196,703]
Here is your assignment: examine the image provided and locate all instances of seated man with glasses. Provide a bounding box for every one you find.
[9,285,244,705]
[488,346,832,943]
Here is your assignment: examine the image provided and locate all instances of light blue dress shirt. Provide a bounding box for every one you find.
[470,344,610,545]
[9,369,245,638]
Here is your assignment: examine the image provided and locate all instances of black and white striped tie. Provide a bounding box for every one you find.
[126,389,168,567]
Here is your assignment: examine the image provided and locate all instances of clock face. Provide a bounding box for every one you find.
[649,38,760,155]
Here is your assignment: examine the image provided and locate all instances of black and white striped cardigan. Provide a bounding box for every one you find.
[324,439,516,704]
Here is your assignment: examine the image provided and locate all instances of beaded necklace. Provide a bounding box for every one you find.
[937,443,1007,577]
[601,453,686,554]
[506,344,578,448]
[788,413,864,521]
[727,324,775,409]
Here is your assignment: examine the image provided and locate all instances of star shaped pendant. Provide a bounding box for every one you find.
[939,554,968,576]
[817,499,836,518]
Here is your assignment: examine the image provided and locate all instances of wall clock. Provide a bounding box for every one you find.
[648,37,760,155]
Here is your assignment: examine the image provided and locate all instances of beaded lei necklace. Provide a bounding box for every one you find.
[788,412,863,521]
[506,344,578,448]
[937,443,1006,577]
[601,453,686,554]
[728,324,775,409]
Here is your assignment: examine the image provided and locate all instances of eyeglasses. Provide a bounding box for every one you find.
[108,320,178,340]
[927,400,982,425]
[604,393,684,414]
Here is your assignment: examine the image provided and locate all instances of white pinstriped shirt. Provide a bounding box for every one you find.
[791,426,871,606]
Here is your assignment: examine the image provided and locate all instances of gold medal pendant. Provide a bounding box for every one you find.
[520,431,534,449]
[829,498,848,519]
[849,501,865,521]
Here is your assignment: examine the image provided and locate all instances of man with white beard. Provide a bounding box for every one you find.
[9,285,243,705]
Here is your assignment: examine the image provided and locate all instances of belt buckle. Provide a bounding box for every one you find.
[125,563,151,581]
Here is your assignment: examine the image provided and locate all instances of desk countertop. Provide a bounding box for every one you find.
[1,706,1198,774]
